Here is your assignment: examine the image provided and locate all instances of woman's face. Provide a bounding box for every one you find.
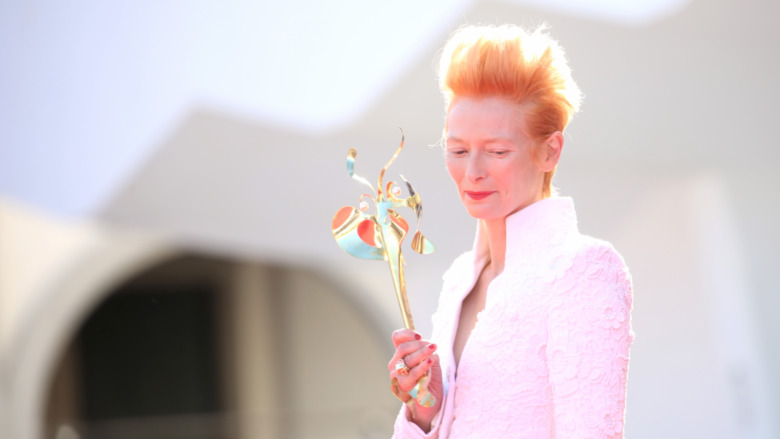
[445,96,553,222]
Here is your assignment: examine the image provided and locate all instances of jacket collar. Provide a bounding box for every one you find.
[471,196,579,270]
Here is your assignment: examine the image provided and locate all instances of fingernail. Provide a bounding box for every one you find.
[427,358,433,364]
[428,343,437,350]
[415,333,421,340]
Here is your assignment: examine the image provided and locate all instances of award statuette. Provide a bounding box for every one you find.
[330,130,436,407]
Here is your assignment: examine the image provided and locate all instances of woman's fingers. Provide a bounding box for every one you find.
[387,340,436,372]
[403,342,437,369]
[396,354,439,392]
[386,329,444,413]
[388,329,429,370]
[391,328,421,348]
[387,329,441,399]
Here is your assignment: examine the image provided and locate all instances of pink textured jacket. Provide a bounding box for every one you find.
[393,197,633,438]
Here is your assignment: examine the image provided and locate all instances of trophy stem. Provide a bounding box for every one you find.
[386,251,415,330]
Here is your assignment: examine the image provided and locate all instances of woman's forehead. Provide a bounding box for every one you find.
[445,96,532,141]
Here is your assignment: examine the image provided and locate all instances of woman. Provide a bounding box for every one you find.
[388,24,633,438]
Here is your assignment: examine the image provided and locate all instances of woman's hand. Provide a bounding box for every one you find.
[388,329,444,432]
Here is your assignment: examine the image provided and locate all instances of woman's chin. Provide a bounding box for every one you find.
[463,206,502,221]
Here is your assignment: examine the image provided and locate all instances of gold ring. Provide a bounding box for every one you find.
[394,359,410,376]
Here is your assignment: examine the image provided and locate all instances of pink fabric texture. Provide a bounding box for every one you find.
[393,197,633,438]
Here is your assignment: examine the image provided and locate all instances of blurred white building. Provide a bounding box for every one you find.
[1,1,778,438]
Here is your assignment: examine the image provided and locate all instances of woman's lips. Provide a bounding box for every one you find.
[465,191,494,200]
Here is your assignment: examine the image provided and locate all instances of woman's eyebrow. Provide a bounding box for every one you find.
[446,135,516,144]
[444,135,465,145]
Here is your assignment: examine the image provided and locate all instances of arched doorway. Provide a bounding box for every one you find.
[43,254,398,439]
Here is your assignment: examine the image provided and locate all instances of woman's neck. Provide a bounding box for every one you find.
[481,217,507,279]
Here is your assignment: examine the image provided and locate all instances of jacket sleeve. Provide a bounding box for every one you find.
[392,404,442,439]
[546,242,633,438]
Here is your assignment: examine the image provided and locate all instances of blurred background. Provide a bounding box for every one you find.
[1,0,778,438]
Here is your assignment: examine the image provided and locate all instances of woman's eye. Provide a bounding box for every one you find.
[448,149,468,156]
[491,150,510,156]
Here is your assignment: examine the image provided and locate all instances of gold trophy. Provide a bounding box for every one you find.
[330,130,436,407]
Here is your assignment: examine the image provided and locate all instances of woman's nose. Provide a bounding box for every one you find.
[465,154,486,182]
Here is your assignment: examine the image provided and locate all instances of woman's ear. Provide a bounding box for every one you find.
[541,131,563,172]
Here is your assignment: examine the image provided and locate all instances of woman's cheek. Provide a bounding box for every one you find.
[445,159,462,183]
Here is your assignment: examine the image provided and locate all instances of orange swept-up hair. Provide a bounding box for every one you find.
[439,24,582,197]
